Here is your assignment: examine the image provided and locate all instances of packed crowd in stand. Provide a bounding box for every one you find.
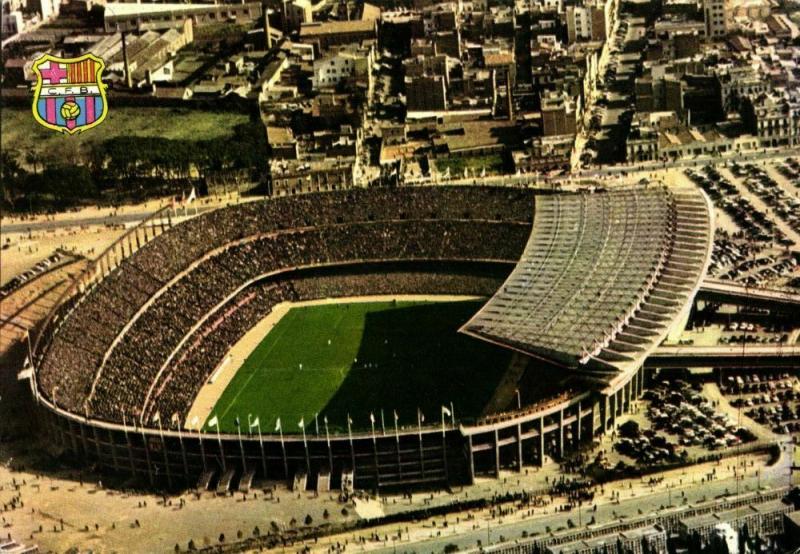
[36,187,534,424]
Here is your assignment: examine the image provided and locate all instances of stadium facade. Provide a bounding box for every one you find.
[29,185,713,490]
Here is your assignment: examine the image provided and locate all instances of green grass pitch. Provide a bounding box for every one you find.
[205,300,512,434]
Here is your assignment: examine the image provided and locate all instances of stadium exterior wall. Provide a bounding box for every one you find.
[33,362,648,491]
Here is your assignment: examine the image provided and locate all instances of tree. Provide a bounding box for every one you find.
[619,420,640,439]
[24,150,42,175]
[0,150,26,209]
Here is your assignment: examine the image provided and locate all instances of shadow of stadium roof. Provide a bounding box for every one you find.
[461,185,714,391]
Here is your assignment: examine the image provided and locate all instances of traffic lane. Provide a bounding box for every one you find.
[370,462,789,554]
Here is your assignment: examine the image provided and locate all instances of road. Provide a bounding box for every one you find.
[308,444,792,554]
[0,206,221,234]
[405,147,800,190]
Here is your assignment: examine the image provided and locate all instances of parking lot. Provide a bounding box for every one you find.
[721,371,800,436]
[602,376,757,470]
[684,163,799,288]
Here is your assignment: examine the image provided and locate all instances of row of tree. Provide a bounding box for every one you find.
[1,122,266,212]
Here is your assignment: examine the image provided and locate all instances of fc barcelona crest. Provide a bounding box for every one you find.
[31,53,108,135]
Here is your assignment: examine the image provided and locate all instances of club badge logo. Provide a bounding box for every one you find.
[31,53,108,135]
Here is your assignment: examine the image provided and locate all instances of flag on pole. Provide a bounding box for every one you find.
[186,187,197,204]
[208,415,219,428]
[22,356,30,369]
[234,416,240,427]
[275,418,281,432]
[250,416,260,429]
[171,413,180,426]
[441,405,451,417]
[152,412,161,424]
[369,412,375,424]
[298,417,305,429]
[190,415,199,428]
[393,410,398,422]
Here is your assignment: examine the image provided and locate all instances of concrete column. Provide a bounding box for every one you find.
[109,429,119,472]
[608,394,615,427]
[161,434,173,489]
[124,427,136,477]
[538,416,545,467]
[467,435,475,484]
[67,419,80,455]
[493,429,500,477]
[601,396,608,432]
[78,422,89,463]
[516,423,523,472]
[91,426,103,465]
[179,432,189,479]
[417,433,425,479]
[141,431,155,487]
[623,381,630,413]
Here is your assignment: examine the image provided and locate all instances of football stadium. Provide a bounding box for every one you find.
[29,185,714,491]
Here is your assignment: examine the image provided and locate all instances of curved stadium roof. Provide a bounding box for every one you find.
[461,185,714,389]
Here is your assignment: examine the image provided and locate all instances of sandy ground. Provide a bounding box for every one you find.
[0,258,88,353]
[0,456,361,553]
[1,226,125,288]
[185,295,483,431]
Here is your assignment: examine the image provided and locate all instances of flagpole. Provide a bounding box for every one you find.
[301,420,310,474]
[370,413,379,487]
[156,416,172,489]
[347,414,355,475]
[257,421,266,479]
[315,412,320,437]
[216,422,225,472]
[197,426,207,473]
[278,421,288,479]
[324,416,333,474]
[441,406,449,484]
[122,412,136,476]
[381,409,386,436]
[417,408,425,477]
[175,414,188,478]
[236,418,246,473]
[25,327,34,371]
